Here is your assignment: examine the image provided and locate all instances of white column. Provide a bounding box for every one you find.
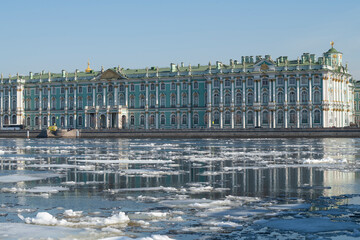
[125,84,128,106]
[92,85,96,107]
[207,79,212,128]
[188,110,191,129]
[188,81,191,129]
[103,84,106,106]
[114,85,118,106]
[231,78,235,128]
[220,78,223,128]
[273,110,276,128]
[242,79,246,128]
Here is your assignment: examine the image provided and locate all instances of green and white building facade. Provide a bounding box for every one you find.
[0,45,354,130]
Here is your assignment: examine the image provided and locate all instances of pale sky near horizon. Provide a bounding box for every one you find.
[0,0,359,79]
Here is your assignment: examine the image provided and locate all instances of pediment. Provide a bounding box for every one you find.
[253,59,276,72]
[97,69,126,80]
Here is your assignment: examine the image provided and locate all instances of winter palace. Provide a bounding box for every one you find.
[0,43,354,130]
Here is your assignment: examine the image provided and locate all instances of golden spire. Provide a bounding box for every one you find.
[85,60,92,73]
[330,41,334,48]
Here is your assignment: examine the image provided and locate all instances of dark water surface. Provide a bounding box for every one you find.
[0,138,359,239]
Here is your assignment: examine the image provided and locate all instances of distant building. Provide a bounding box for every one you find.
[0,43,354,130]
[354,80,360,126]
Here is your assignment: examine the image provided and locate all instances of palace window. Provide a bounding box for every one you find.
[182,82,187,90]
[130,115,135,125]
[277,92,284,104]
[43,117,47,126]
[150,83,155,91]
[140,84,145,91]
[182,94,187,107]
[289,91,296,103]
[43,98,47,110]
[88,85,92,93]
[214,79,220,88]
[140,115,145,125]
[236,78,241,87]
[193,93,199,107]
[52,86,56,94]
[301,76,308,85]
[213,112,220,124]
[51,98,56,110]
[314,91,321,103]
[236,111,242,125]
[225,79,231,87]
[213,93,220,106]
[171,82,175,90]
[302,110,308,123]
[262,78,268,86]
[236,93,242,105]
[171,114,176,125]
[314,109,321,124]
[225,93,231,106]
[225,111,231,124]
[140,96,145,108]
[247,78,253,87]
[108,85,113,92]
[78,116,83,126]
[150,95,155,108]
[119,84,125,92]
[108,94,114,106]
[97,94,102,106]
[301,91,308,103]
[60,98,65,110]
[130,97,135,108]
[160,95,166,108]
[170,95,176,107]
[277,110,284,124]
[69,116,74,126]
[160,83,166,90]
[69,87,74,94]
[262,92,269,104]
[193,114,199,125]
[119,94,125,105]
[314,76,321,85]
[160,114,166,125]
[193,81,198,89]
[35,87,40,95]
[149,115,155,125]
[78,97,83,110]
[97,85,102,93]
[289,110,296,124]
[289,77,296,85]
[61,87,65,94]
[78,86,83,93]
[35,99,40,110]
[247,92,254,105]
[43,88,48,95]
[87,96,92,107]
[182,114,187,125]
[130,84,134,92]
[247,111,254,124]
[262,111,269,124]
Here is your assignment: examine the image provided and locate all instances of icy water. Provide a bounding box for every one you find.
[0,138,360,239]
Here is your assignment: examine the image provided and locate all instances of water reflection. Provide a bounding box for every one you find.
[0,138,359,200]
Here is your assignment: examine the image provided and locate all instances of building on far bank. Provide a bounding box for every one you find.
[354,80,360,126]
[0,43,354,130]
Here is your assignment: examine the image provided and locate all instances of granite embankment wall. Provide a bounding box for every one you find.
[79,128,360,138]
[0,128,360,138]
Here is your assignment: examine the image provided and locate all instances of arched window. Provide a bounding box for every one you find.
[69,98,74,110]
[236,111,242,125]
[225,93,231,106]
[97,85,102,93]
[170,95,176,107]
[129,96,135,108]
[289,92,296,103]
[277,110,284,124]
[314,109,321,124]
[43,117,48,126]
[78,97,83,110]
[108,94,114,106]
[97,94,102,106]
[204,113,208,125]
[60,116,65,127]
[43,98,47,110]
[52,116,56,125]
[150,95,155,108]
[277,92,284,104]
[130,115,135,125]
[60,98,65,110]
[4,100,8,111]
[4,115,9,125]
[302,110,308,123]
[140,115,145,125]
[301,91,308,103]
[69,116,74,126]
[160,95,166,108]
[35,117,39,126]
[35,99,40,110]
[87,96,92,107]
[12,99,16,111]
[26,117,31,126]
[119,84,125,92]
[193,93,199,107]
[160,83,165,90]
[225,111,231,124]
[51,98,56,110]
[160,114,166,125]
[262,111,269,124]
[247,92,253,105]
[149,115,155,125]
[213,93,220,106]
[247,78,253,87]
[140,83,145,91]
[314,91,321,103]
[119,94,125,105]
[247,111,253,124]
[213,112,220,124]
[214,79,220,88]
[236,93,242,105]
[140,95,145,108]
[182,114,187,125]
[193,81,198,89]
[182,94,187,107]
[262,92,268,104]
[289,110,296,124]
[193,114,199,125]
[78,116,83,126]
[314,76,320,85]
[108,85,113,92]
[171,114,176,125]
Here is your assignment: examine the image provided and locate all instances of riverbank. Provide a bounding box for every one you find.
[1,128,360,138]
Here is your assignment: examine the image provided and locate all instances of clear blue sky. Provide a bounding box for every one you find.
[0,0,359,78]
